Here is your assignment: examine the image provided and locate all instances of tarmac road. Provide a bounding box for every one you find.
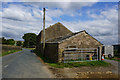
[2,48,54,78]
[0,57,2,80]
[104,59,120,75]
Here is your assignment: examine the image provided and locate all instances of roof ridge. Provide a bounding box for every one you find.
[46,30,85,43]
[40,22,72,33]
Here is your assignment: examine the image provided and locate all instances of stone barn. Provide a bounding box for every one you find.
[36,22,102,63]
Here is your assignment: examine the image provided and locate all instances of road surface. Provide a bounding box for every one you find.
[2,48,54,78]
[104,59,120,75]
[0,57,2,79]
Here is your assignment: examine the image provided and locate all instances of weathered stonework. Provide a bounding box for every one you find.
[36,22,102,63]
[59,31,102,49]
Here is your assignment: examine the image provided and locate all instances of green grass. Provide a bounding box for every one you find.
[33,49,52,63]
[33,49,111,68]
[24,48,35,50]
[48,61,111,68]
[1,50,22,56]
[112,57,120,62]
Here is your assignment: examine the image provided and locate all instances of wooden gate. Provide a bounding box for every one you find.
[63,48,98,63]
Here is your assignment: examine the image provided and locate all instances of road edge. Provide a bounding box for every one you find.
[33,52,56,78]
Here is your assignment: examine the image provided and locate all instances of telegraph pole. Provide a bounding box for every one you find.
[43,8,46,53]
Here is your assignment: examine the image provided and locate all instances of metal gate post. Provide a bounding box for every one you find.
[97,48,98,61]
[98,46,102,61]
[81,50,82,61]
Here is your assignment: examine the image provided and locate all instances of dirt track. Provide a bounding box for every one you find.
[48,65,119,78]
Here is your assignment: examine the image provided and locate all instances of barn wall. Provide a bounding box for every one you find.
[36,32,42,52]
[58,44,64,63]
[40,22,73,42]
[37,31,103,63]
[59,31,102,49]
[36,22,73,58]
[39,43,59,63]
[58,31,102,62]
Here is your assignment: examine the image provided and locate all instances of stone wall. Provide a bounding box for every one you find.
[58,45,64,63]
[40,43,59,63]
[36,22,72,53]
[58,31,102,62]
[39,22,73,42]
[59,31,102,49]
[2,44,22,53]
[37,31,103,63]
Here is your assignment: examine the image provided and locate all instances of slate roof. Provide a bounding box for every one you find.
[46,30,86,43]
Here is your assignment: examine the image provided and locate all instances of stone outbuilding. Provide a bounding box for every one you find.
[36,22,102,63]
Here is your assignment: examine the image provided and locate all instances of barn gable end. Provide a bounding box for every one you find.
[59,30,102,49]
[39,22,73,42]
[57,30,102,62]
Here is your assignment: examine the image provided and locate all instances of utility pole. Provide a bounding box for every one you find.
[43,8,46,53]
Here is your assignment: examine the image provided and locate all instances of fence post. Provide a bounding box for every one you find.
[62,52,64,63]
[98,46,102,61]
[59,48,64,63]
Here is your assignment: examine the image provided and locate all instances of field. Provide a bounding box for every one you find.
[1,50,22,56]
[1,44,22,56]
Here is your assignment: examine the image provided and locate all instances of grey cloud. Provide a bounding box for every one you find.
[2,17,23,21]
[24,2,96,10]
[1,2,118,45]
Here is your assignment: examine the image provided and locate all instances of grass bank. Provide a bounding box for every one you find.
[24,48,35,50]
[1,50,22,56]
[34,49,52,63]
[34,49,111,68]
[48,61,111,68]
[106,57,120,62]
[111,57,120,62]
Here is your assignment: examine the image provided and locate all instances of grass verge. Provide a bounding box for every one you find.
[105,57,120,62]
[48,61,111,68]
[34,49,111,68]
[1,50,22,56]
[24,48,35,50]
[33,49,52,63]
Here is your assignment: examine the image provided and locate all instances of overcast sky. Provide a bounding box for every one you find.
[0,1,119,45]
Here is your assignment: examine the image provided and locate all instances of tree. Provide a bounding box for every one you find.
[6,39,15,45]
[16,41,22,46]
[0,38,2,44]
[2,37,7,44]
[22,33,37,48]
